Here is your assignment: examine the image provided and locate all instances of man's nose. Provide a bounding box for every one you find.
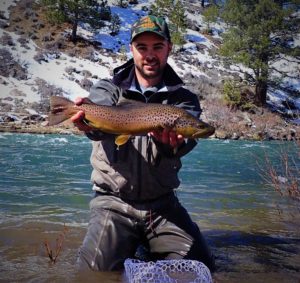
[145,51,156,60]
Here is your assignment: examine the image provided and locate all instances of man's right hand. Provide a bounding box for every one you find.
[70,97,96,132]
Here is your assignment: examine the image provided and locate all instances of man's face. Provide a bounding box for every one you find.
[130,32,172,82]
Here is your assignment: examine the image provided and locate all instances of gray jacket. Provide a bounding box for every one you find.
[86,59,201,201]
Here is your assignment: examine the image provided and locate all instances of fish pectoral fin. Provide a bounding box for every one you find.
[82,119,98,128]
[163,117,179,130]
[115,134,131,146]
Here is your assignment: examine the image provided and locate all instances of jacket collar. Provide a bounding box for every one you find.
[112,58,184,92]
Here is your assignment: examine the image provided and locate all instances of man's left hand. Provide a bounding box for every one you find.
[150,128,184,148]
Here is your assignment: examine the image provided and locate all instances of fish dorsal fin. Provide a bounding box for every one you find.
[81,97,95,105]
[115,134,132,146]
[116,99,147,108]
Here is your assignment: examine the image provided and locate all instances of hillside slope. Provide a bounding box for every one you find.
[0,0,299,140]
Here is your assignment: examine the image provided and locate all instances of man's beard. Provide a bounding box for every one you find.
[135,62,164,80]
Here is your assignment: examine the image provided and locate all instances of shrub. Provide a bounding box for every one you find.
[223,79,257,112]
[259,140,300,215]
[223,79,241,107]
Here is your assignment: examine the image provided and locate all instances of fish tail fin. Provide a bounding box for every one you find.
[48,96,75,126]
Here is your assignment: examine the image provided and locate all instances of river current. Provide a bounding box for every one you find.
[0,133,299,282]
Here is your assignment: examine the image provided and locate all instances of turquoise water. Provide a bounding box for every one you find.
[0,133,299,282]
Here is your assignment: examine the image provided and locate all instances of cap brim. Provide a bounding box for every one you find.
[131,31,169,43]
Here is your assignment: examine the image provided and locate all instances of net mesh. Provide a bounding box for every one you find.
[124,259,213,283]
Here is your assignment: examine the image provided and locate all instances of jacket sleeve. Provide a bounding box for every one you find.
[85,80,122,141]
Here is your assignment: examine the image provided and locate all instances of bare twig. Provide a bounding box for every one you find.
[44,224,69,264]
[44,240,54,262]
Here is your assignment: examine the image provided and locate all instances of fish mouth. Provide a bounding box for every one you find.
[192,126,215,138]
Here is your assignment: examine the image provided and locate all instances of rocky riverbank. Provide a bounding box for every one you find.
[0,112,81,135]
[0,122,79,135]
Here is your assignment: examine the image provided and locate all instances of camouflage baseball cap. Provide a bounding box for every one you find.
[130,15,171,43]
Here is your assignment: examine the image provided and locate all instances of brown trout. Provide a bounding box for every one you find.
[48,96,215,146]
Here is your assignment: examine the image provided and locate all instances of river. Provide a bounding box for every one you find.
[0,133,299,282]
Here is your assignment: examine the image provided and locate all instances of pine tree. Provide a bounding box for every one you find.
[42,0,112,43]
[202,3,219,33]
[150,0,187,47]
[151,0,173,18]
[169,0,187,46]
[219,0,300,106]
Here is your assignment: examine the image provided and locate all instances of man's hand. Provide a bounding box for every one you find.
[150,128,184,148]
[70,97,95,132]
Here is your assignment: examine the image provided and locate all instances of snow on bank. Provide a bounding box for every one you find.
[0,27,117,103]
[0,0,19,19]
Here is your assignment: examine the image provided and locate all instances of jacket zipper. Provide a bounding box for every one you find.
[137,136,142,199]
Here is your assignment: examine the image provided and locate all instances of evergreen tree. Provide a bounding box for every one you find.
[150,0,187,47]
[42,0,112,43]
[219,0,300,106]
[202,3,219,33]
[110,14,121,36]
[170,0,187,46]
[151,0,173,18]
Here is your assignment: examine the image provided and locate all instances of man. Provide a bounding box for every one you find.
[73,15,215,272]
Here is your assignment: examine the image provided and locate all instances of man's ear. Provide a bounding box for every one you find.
[130,44,133,52]
[168,42,173,53]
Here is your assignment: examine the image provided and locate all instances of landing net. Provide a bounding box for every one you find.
[124,259,213,283]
